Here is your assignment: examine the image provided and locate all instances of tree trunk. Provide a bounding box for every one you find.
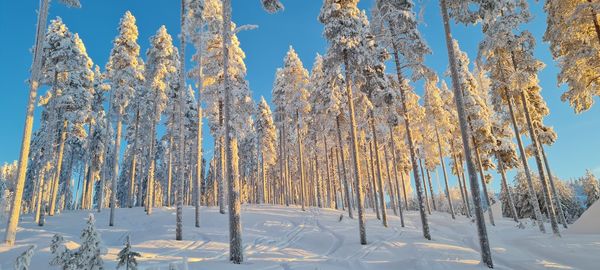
[128,109,140,208]
[146,114,159,215]
[426,168,437,211]
[518,90,560,236]
[388,22,430,240]
[540,145,568,228]
[370,116,388,227]
[453,152,470,217]
[4,0,50,246]
[296,111,307,211]
[218,101,226,214]
[166,135,173,207]
[506,93,546,232]
[496,156,519,223]
[222,0,243,262]
[279,124,287,206]
[109,112,123,226]
[342,51,367,245]
[587,0,600,45]
[418,159,431,215]
[34,170,46,224]
[435,128,455,219]
[440,0,492,266]
[474,144,495,226]
[336,116,354,219]
[50,120,67,216]
[367,141,380,219]
[324,136,333,208]
[383,147,398,216]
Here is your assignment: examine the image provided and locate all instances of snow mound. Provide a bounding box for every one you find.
[568,201,600,234]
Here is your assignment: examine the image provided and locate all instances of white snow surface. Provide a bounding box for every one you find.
[1,205,598,269]
[568,201,600,235]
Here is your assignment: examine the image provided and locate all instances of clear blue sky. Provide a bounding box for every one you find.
[1,0,599,192]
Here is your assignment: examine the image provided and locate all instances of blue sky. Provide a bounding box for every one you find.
[1,0,599,192]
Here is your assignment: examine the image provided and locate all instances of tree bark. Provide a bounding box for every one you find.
[440,0,492,266]
[473,143,495,226]
[519,90,560,236]
[367,141,380,219]
[435,128,455,219]
[383,146,398,216]
[109,112,123,226]
[389,23,430,240]
[4,0,50,246]
[296,111,307,211]
[128,109,140,208]
[50,120,67,216]
[370,116,388,227]
[418,159,431,215]
[540,145,568,228]
[496,156,519,223]
[336,116,353,219]
[506,93,546,233]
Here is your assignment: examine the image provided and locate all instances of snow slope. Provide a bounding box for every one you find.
[568,201,600,234]
[1,205,598,269]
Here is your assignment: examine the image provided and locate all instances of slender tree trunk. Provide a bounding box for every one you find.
[388,126,406,217]
[370,116,388,227]
[426,168,437,211]
[472,143,495,226]
[388,23,430,240]
[4,0,50,246]
[418,159,431,215]
[218,101,226,214]
[454,152,470,217]
[400,171,409,210]
[383,147,398,216]
[506,93,546,232]
[342,51,367,244]
[166,135,173,207]
[195,35,204,228]
[435,128,455,219]
[518,90,560,236]
[177,0,188,238]
[324,136,333,208]
[368,141,380,219]
[540,145,568,228]
[315,153,323,208]
[296,111,307,211]
[50,120,67,216]
[440,0,492,266]
[34,170,46,224]
[279,124,287,206]
[146,115,159,215]
[109,112,123,226]
[496,156,519,223]
[222,0,243,262]
[336,116,353,219]
[128,109,140,208]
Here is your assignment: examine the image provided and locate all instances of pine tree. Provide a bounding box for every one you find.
[255,97,277,204]
[375,0,432,239]
[544,0,600,113]
[105,11,144,226]
[319,0,370,245]
[74,214,104,270]
[4,0,81,246]
[582,170,600,208]
[439,0,493,266]
[144,26,179,216]
[50,234,75,270]
[13,245,35,270]
[117,235,140,270]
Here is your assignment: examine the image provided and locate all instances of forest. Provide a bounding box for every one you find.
[1,0,600,269]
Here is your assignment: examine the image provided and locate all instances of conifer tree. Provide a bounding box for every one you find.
[13,245,35,270]
[582,170,600,208]
[117,235,140,270]
[5,0,81,246]
[376,0,432,239]
[74,214,104,270]
[255,97,277,204]
[544,0,600,113]
[319,0,369,245]
[105,11,144,226]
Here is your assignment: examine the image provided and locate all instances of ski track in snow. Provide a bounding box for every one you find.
[0,205,598,270]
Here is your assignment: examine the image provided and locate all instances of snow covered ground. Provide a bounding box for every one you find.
[1,205,598,270]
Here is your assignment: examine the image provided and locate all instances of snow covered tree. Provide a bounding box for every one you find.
[117,235,140,270]
[144,26,179,216]
[50,234,75,269]
[423,74,455,219]
[105,11,144,226]
[4,0,82,246]
[255,97,277,204]
[73,214,104,270]
[272,47,311,211]
[319,0,370,245]
[582,170,600,208]
[439,0,494,266]
[544,0,600,113]
[375,0,433,239]
[13,245,35,270]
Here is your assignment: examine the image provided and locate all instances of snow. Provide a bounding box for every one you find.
[1,205,598,270]
[568,201,600,235]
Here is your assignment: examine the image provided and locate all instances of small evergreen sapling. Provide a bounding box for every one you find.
[117,235,140,270]
[13,245,35,270]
